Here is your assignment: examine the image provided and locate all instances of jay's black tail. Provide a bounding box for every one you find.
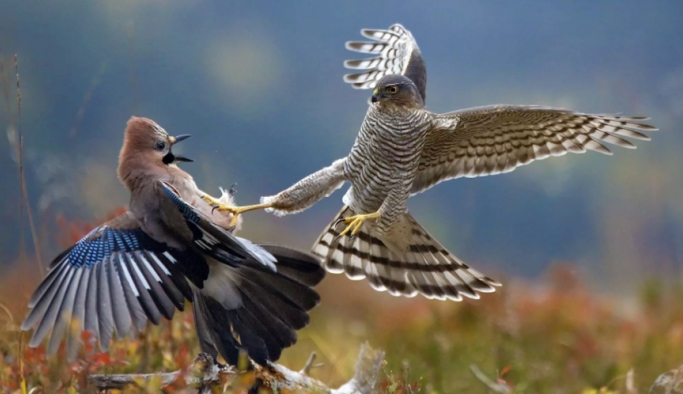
[192,245,325,366]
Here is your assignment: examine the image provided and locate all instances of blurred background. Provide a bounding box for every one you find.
[1,1,682,392]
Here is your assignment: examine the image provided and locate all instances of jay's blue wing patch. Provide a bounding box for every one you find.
[68,227,142,268]
[21,211,205,360]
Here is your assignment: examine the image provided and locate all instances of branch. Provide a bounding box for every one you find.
[469,365,511,393]
[89,342,385,394]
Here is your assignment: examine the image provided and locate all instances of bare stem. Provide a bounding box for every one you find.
[300,352,317,376]
[14,55,44,274]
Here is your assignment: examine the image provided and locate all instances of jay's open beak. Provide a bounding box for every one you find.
[164,134,194,164]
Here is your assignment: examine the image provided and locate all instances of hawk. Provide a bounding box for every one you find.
[206,24,656,301]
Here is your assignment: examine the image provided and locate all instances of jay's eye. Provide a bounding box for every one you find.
[386,86,399,94]
[155,141,166,151]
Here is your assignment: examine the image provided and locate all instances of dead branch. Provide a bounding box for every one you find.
[650,364,683,394]
[469,365,511,393]
[89,342,385,394]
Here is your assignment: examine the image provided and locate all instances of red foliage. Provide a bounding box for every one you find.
[55,207,127,246]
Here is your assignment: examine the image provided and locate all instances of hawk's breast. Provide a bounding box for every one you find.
[343,107,430,213]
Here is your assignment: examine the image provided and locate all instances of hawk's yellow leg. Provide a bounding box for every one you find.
[335,211,381,238]
[202,195,273,227]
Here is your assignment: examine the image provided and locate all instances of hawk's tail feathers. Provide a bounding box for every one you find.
[312,206,501,301]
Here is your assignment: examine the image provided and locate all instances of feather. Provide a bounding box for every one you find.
[313,206,500,300]
[412,106,656,194]
[66,265,91,360]
[47,267,83,355]
[107,254,132,338]
[97,259,115,351]
[344,23,427,102]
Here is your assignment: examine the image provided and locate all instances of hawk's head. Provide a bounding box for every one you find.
[370,75,424,109]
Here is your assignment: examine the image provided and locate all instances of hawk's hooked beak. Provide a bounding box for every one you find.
[164,134,194,164]
[371,87,380,103]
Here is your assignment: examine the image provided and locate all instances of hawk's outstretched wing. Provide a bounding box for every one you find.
[344,23,427,103]
[412,105,657,194]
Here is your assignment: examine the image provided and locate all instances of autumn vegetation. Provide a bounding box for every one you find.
[1,211,682,393]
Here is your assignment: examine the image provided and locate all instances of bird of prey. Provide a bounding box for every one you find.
[21,117,325,366]
[205,24,656,301]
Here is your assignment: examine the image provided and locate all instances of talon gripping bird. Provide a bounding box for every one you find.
[205,24,657,301]
[21,117,325,365]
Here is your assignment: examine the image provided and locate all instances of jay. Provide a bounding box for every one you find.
[21,117,325,366]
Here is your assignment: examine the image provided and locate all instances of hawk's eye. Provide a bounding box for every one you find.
[386,85,399,94]
[155,141,166,152]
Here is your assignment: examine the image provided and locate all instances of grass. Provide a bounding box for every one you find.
[2,249,683,393]
[0,201,681,393]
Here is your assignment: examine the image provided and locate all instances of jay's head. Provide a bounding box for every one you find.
[121,116,193,167]
[118,117,193,188]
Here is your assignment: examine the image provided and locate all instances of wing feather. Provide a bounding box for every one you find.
[107,254,132,338]
[344,23,427,102]
[21,211,199,359]
[96,260,115,351]
[66,265,91,360]
[47,266,82,355]
[412,106,657,194]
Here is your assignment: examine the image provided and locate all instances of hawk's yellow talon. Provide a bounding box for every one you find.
[337,211,380,238]
[201,195,223,206]
[202,196,274,227]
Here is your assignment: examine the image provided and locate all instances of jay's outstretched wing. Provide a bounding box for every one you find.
[21,211,204,360]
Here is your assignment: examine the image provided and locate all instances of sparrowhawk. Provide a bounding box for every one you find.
[206,24,656,301]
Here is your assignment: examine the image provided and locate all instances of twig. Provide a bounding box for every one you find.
[625,368,635,394]
[13,55,25,265]
[89,342,385,394]
[300,352,318,376]
[334,342,385,394]
[15,56,44,274]
[650,364,683,394]
[3,56,44,274]
[89,369,185,390]
[470,365,511,393]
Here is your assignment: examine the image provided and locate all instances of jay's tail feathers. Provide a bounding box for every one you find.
[193,245,324,366]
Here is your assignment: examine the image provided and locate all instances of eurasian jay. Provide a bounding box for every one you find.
[21,116,325,366]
